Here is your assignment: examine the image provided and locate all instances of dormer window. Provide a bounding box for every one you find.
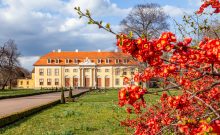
[123,59,128,64]
[106,58,110,64]
[47,59,51,64]
[97,59,102,64]
[115,59,120,64]
[74,58,78,64]
[65,59,70,64]
[55,59,60,64]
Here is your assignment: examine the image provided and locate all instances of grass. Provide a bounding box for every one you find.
[0,89,61,98]
[0,89,180,135]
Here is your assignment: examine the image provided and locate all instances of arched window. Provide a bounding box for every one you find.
[105,76,110,87]
[97,76,102,88]
[73,76,79,87]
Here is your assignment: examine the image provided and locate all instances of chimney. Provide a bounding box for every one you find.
[57,49,61,53]
[75,49,78,52]
[98,49,101,52]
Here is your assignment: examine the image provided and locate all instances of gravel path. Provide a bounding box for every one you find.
[0,89,89,118]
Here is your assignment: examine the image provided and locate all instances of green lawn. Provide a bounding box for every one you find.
[0,89,180,135]
[0,89,60,98]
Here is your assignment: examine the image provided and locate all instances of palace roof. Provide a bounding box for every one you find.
[33,51,138,66]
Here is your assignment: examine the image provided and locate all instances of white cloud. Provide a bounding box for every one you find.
[18,56,40,70]
[59,18,86,32]
[0,0,128,58]
[70,0,131,17]
[163,5,193,17]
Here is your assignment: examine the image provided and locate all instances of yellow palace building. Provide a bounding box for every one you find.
[17,49,138,89]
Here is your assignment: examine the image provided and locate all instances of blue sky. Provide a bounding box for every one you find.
[0,0,206,70]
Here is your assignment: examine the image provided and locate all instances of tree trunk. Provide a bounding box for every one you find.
[69,87,73,98]
[61,87,65,104]
[9,79,12,89]
[1,74,10,90]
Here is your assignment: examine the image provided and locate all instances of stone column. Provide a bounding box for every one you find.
[94,68,97,89]
[91,68,93,87]
[89,68,92,87]
[79,68,81,87]
[82,68,84,87]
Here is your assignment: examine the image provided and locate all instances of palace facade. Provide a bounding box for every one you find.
[17,49,138,89]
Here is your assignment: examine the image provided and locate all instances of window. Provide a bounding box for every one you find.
[39,79,44,85]
[55,59,60,64]
[85,69,89,72]
[115,78,120,85]
[115,68,120,75]
[130,68,135,75]
[73,69,78,72]
[97,69,101,72]
[115,59,120,64]
[55,69,59,76]
[65,59,70,64]
[47,69,51,76]
[55,78,59,85]
[20,81,23,85]
[74,59,78,64]
[65,69,69,73]
[97,59,102,64]
[106,58,110,64]
[27,81,29,85]
[123,68,127,75]
[47,59,51,64]
[105,69,110,72]
[47,79,52,85]
[123,59,128,64]
[123,80,127,85]
[39,69,44,76]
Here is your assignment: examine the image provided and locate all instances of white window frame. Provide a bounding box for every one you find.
[74,58,78,64]
[39,69,44,76]
[115,59,120,64]
[123,59,128,64]
[97,59,102,64]
[106,58,110,64]
[73,69,78,72]
[123,68,127,75]
[55,69,59,76]
[115,68,120,75]
[115,78,120,85]
[47,69,51,76]
[55,78,59,85]
[39,79,44,85]
[47,59,51,64]
[47,78,52,85]
[65,59,70,64]
[55,59,60,64]
[65,69,69,73]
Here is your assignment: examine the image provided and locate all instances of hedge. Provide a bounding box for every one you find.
[0,89,69,100]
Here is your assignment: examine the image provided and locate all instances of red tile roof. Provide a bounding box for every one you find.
[34,51,138,66]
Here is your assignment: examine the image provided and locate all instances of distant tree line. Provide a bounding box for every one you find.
[0,40,30,90]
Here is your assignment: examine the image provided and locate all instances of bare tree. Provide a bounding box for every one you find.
[120,3,170,39]
[203,19,220,39]
[0,40,20,90]
[174,13,219,42]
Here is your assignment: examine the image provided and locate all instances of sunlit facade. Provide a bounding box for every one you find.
[18,49,138,89]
